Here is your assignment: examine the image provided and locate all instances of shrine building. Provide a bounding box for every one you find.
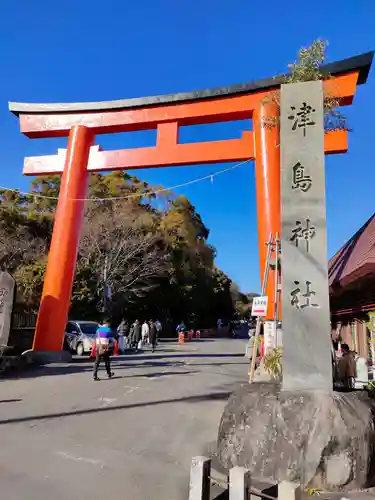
[329,213,375,363]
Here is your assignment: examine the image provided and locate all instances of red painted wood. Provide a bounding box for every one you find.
[254,101,280,320]
[17,73,358,138]
[32,126,93,352]
[23,132,254,175]
[22,128,348,176]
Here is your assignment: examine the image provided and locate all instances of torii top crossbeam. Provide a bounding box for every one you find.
[8,51,373,354]
[10,52,373,174]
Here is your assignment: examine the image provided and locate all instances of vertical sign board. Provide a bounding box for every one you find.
[264,320,277,354]
[0,271,16,346]
[280,81,333,392]
[251,296,268,317]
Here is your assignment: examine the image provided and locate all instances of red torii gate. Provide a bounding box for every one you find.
[9,52,373,354]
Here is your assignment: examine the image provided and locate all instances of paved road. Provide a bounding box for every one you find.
[0,338,248,500]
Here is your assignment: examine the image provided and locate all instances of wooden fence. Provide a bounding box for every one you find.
[188,457,301,500]
[7,310,37,352]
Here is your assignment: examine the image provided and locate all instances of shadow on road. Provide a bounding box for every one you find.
[120,370,200,379]
[123,352,245,362]
[1,364,93,379]
[1,353,247,380]
[0,390,233,426]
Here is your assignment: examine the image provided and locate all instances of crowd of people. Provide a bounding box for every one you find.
[116,318,162,353]
[92,318,163,381]
[92,317,364,389]
[92,318,192,381]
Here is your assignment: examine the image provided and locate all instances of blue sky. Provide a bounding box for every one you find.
[0,0,374,293]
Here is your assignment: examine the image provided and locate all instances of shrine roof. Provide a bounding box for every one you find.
[9,51,373,116]
[329,212,375,290]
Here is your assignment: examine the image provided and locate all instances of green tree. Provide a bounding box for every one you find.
[0,171,237,329]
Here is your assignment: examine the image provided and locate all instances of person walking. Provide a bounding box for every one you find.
[117,318,128,353]
[142,320,150,346]
[128,321,134,347]
[136,319,142,349]
[176,321,186,334]
[155,319,162,344]
[338,343,357,391]
[246,329,256,361]
[130,319,141,350]
[93,320,115,381]
[149,320,157,353]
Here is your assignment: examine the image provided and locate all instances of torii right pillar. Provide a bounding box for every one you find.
[254,100,281,320]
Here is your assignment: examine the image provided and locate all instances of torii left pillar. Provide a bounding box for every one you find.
[33,126,93,351]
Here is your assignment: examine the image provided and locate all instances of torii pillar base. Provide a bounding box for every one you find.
[23,349,73,365]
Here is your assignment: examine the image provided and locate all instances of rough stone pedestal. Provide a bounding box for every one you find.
[217,383,375,492]
[22,350,72,365]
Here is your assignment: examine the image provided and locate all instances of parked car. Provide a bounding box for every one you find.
[64,321,99,356]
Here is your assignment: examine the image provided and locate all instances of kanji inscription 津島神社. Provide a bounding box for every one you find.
[288,102,316,136]
[290,280,319,310]
[291,161,312,192]
[280,80,333,392]
[289,218,316,253]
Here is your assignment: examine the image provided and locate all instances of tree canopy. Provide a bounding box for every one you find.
[0,172,251,330]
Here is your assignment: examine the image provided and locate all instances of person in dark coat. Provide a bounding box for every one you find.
[117,318,129,353]
[117,318,129,337]
[131,319,141,350]
[149,320,157,353]
[339,343,357,391]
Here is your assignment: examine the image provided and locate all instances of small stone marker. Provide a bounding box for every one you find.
[263,320,277,355]
[0,271,15,346]
[188,456,211,500]
[280,80,333,392]
[278,481,301,500]
[229,466,251,500]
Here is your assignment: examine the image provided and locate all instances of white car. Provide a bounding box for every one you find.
[64,321,99,356]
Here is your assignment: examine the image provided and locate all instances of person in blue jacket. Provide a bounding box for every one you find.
[93,320,115,381]
[176,321,186,335]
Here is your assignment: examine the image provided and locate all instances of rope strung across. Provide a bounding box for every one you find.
[0,159,250,203]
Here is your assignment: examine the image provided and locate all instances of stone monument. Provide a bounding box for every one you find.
[0,271,16,347]
[217,80,375,492]
[280,80,332,392]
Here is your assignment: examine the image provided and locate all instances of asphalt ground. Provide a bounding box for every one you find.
[0,338,248,500]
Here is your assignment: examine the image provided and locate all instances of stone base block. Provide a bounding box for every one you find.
[22,350,72,365]
[217,382,375,492]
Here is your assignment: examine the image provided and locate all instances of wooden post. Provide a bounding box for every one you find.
[188,456,211,500]
[278,481,301,500]
[229,466,251,500]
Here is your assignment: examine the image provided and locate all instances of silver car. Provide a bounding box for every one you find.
[64,321,99,356]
